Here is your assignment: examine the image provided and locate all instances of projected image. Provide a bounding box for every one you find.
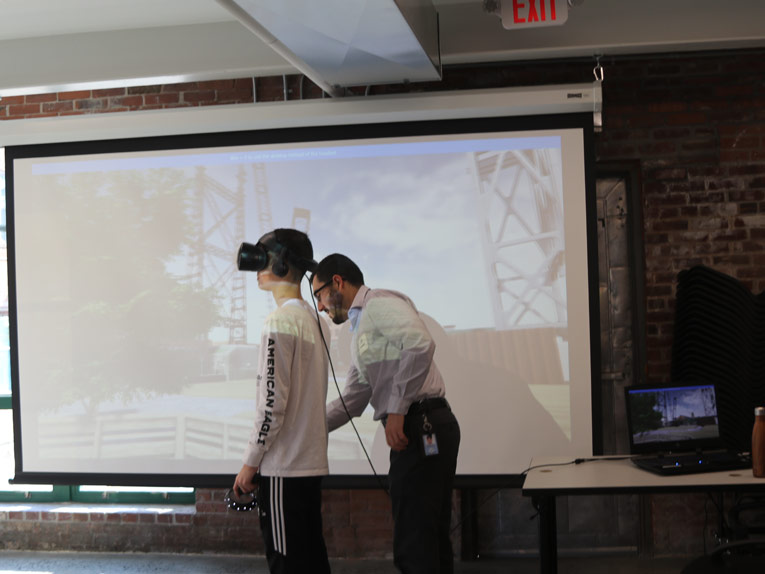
[10,126,592,478]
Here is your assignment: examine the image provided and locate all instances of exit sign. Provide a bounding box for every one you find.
[501,0,569,29]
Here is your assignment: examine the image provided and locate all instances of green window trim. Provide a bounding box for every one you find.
[0,485,70,503]
[72,487,195,504]
[0,485,195,505]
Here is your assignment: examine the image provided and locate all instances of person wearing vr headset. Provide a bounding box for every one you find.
[233,228,331,574]
[311,254,461,574]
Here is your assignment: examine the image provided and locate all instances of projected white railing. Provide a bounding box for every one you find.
[36,414,252,460]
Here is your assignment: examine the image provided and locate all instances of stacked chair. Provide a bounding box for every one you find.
[671,265,765,453]
[672,265,765,572]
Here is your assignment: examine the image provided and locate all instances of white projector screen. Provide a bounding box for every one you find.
[7,107,598,487]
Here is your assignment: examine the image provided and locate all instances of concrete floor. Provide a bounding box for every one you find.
[0,551,698,574]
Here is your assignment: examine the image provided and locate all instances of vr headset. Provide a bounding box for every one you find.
[237,231,317,277]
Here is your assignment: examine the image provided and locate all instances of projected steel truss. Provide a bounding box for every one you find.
[471,148,567,330]
[190,165,256,344]
[189,163,314,346]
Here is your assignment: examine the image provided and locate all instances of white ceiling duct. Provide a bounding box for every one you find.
[217,0,441,96]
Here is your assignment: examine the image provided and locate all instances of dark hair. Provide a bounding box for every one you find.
[312,254,364,287]
[259,228,315,274]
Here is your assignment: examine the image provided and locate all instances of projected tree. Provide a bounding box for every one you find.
[36,169,221,414]
[631,393,664,434]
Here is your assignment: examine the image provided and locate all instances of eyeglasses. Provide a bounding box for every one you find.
[312,280,333,299]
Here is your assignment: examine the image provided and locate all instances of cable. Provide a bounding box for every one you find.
[304,273,390,496]
[450,459,579,534]
[448,456,635,533]
[521,456,633,476]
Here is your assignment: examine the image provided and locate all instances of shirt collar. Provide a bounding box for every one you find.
[348,307,361,332]
[348,285,370,332]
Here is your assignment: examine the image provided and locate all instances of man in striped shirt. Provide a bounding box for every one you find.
[312,253,461,574]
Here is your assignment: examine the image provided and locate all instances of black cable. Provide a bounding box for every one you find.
[448,457,621,534]
[305,273,390,496]
[521,456,633,477]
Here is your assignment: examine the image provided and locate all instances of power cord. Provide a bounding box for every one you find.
[450,456,635,532]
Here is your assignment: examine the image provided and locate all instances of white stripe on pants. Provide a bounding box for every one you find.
[270,476,286,555]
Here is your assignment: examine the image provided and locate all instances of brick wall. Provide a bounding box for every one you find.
[0,79,255,118]
[0,489,395,557]
[0,490,259,554]
[2,48,765,558]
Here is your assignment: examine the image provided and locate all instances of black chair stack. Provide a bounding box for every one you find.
[671,265,765,453]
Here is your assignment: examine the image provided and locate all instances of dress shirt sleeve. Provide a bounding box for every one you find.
[365,297,436,416]
[242,325,295,468]
[326,364,372,432]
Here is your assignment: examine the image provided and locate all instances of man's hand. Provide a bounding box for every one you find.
[233,464,258,496]
[385,413,409,451]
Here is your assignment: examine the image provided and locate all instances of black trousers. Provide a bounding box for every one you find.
[256,474,331,574]
[388,403,461,574]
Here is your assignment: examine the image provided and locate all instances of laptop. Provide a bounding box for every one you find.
[624,382,752,475]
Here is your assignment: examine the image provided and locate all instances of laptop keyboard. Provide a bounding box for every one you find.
[633,451,752,475]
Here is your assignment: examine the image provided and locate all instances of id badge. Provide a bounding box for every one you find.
[422,433,439,456]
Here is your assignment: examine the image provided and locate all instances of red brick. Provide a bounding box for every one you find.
[161,82,199,93]
[198,79,235,90]
[25,93,57,103]
[42,101,74,113]
[110,95,143,108]
[8,103,41,116]
[92,88,127,97]
[58,90,92,100]
[74,98,107,110]
[182,90,216,104]
[196,501,224,514]
[143,93,179,106]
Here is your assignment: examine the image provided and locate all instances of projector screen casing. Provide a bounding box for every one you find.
[6,93,600,488]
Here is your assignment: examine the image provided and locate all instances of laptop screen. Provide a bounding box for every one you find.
[624,383,724,455]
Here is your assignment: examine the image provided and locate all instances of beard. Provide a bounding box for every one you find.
[331,314,346,325]
[328,290,348,324]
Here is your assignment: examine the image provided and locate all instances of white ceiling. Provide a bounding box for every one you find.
[1,0,765,97]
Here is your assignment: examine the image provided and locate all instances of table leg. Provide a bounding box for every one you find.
[536,495,557,574]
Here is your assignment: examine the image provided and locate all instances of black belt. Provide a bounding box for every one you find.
[406,397,449,416]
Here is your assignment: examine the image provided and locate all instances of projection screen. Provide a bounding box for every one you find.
[6,88,599,487]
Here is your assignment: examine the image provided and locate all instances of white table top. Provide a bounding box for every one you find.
[521,455,765,495]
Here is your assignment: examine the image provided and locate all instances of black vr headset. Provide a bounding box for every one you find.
[237,230,317,277]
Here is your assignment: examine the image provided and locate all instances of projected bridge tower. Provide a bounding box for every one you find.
[471,148,566,330]
[191,165,249,344]
[189,163,312,346]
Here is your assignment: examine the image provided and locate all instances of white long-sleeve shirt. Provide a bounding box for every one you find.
[243,298,329,477]
[326,286,445,432]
